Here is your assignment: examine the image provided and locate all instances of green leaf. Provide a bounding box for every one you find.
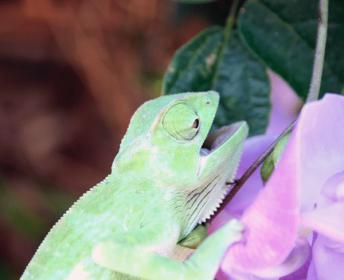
[238,0,344,99]
[163,26,270,135]
[261,133,290,182]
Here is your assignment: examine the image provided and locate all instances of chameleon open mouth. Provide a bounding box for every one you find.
[200,122,245,156]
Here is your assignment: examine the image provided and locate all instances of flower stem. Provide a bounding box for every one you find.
[224,0,240,39]
[307,0,329,102]
[213,120,295,219]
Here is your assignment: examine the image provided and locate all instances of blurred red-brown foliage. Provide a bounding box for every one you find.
[0,0,231,278]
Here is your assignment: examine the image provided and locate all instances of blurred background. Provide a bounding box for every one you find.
[0,0,232,278]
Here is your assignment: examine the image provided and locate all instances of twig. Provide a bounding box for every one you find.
[213,120,295,219]
[224,0,240,38]
[306,0,329,102]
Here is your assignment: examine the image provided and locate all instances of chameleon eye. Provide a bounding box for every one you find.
[192,118,200,129]
[162,103,200,141]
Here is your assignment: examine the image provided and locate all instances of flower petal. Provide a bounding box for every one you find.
[266,71,302,135]
[308,235,344,280]
[321,171,344,202]
[222,131,299,271]
[301,203,344,243]
[295,94,344,212]
[251,238,310,279]
[226,135,275,214]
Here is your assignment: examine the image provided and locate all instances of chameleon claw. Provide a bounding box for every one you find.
[225,179,239,186]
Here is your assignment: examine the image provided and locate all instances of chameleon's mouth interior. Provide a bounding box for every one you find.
[200,122,243,156]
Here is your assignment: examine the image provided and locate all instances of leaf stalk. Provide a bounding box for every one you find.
[307,0,329,102]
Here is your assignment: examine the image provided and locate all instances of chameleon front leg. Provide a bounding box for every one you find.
[92,219,243,280]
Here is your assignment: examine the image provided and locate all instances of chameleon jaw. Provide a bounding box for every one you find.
[196,121,248,222]
[200,122,246,157]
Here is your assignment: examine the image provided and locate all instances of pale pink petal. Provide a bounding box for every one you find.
[321,171,344,202]
[251,238,310,279]
[266,71,302,135]
[295,94,344,212]
[222,130,300,271]
[281,240,312,280]
[226,135,275,214]
[301,203,344,243]
[307,235,344,280]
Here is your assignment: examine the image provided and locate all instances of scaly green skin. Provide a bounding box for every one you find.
[21,91,248,280]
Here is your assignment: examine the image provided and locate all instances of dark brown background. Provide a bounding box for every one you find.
[0,0,233,278]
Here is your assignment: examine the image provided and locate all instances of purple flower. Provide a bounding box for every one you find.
[210,73,344,279]
[266,71,302,136]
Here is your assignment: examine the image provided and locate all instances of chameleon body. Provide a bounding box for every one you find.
[21,91,248,280]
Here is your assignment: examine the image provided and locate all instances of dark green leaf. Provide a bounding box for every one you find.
[163,26,270,135]
[238,0,344,99]
[163,27,223,94]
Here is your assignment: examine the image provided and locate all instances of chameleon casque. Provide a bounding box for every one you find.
[21,91,248,280]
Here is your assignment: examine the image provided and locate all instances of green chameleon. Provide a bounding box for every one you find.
[21,91,248,280]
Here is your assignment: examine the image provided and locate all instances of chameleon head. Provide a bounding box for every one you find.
[114,91,248,233]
